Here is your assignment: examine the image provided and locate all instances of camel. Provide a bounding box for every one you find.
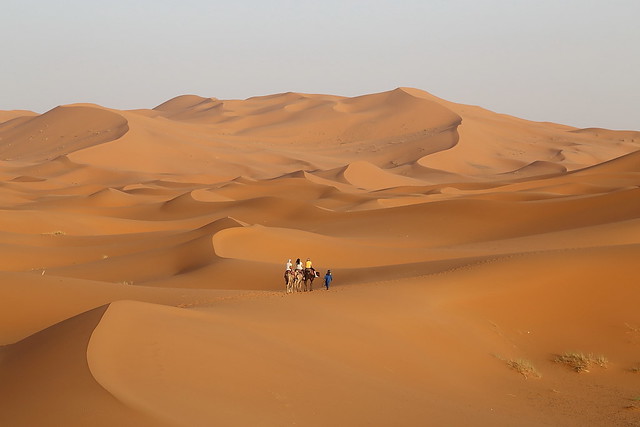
[285,270,294,293]
[285,269,304,293]
[303,268,316,292]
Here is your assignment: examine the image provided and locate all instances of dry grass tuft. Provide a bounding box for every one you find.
[43,230,66,236]
[554,352,608,372]
[507,359,541,379]
[625,323,639,333]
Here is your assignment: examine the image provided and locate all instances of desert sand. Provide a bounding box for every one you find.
[0,87,639,426]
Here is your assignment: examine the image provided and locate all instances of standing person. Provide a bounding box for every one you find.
[324,270,332,290]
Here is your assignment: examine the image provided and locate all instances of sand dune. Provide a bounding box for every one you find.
[0,269,251,345]
[415,90,640,176]
[0,306,169,427]
[339,160,429,190]
[1,87,639,426]
[0,105,129,162]
[570,127,640,140]
[0,110,38,123]
[212,224,434,268]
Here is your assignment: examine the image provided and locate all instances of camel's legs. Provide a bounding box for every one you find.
[296,272,303,292]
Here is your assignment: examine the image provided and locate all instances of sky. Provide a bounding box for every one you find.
[2,0,639,130]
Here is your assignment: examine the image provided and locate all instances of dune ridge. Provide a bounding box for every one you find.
[1,87,639,426]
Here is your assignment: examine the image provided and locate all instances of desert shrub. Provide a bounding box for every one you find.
[554,352,608,372]
[507,359,541,379]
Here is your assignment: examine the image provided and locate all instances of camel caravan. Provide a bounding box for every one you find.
[284,258,331,293]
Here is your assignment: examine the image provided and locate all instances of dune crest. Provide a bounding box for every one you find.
[340,160,428,190]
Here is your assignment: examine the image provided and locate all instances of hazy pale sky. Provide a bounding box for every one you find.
[2,0,639,130]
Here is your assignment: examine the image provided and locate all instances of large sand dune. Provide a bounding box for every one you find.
[1,88,639,426]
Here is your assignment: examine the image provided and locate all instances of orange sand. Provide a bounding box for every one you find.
[1,88,639,426]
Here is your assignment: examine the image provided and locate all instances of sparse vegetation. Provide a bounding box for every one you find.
[43,230,66,236]
[506,359,541,379]
[493,354,541,379]
[629,366,640,374]
[554,352,608,372]
[625,323,639,333]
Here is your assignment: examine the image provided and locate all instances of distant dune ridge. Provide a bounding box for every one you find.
[1,88,640,426]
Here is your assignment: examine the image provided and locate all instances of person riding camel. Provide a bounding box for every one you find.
[305,257,316,278]
[295,258,303,271]
[284,258,293,285]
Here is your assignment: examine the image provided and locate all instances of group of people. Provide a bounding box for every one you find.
[285,258,332,290]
